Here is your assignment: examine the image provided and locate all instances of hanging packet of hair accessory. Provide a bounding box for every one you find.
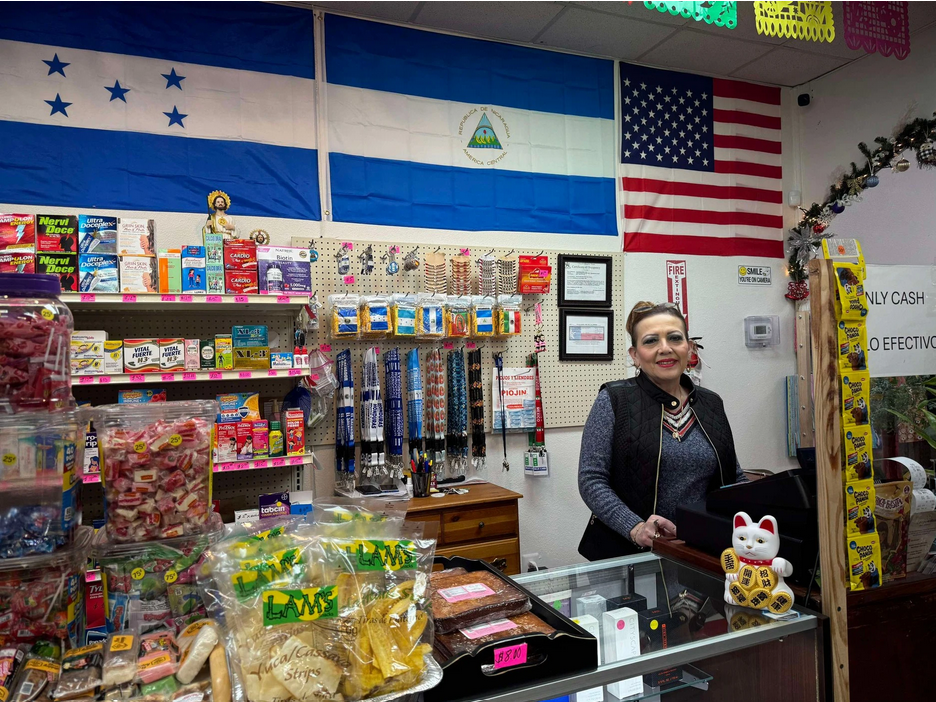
[847,533,882,591]
[445,297,470,338]
[390,294,417,337]
[842,426,873,482]
[494,295,522,336]
[360,295,390,338]
[416,293,446,337]
[328,294,360,338]
[832,262,868,321]
[837,320,868,372]
[307,348,337,398]
[846,479,877,536]
[491,367,536,432]
[470,296,494,337]
[841,372,871,428]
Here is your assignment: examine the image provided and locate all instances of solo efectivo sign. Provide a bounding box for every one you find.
[738,265,772,286]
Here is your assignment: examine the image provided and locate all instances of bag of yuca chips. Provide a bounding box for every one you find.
[200,516,437,702]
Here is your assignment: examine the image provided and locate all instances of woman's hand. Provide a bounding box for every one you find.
[630,515,677,548]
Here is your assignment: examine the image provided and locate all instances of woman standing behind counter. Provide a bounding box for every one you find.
[578,301,746,560]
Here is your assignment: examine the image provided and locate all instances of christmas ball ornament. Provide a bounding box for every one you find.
[831,200,845,214]
[893,158,910,173]
[812,223,826,234]
[865,174,880,187]
[785,281,809,301]
[919,141,936,166]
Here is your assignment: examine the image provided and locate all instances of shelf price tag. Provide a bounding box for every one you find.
[289,456,304,465]
[122,294,137,303]
[267,369,278,376]
[234,295,249,303]
[183,373,197,381]
[253,459,268,469]
[493,643,527,670]
[180,294,193,302]
[129,374,145,383]
[99,375,111,384]
[276,295,290,304]
[343,275,355,285]
[288,368,301,376]
[80,293,96,303]
[272,458,286,467]
[79,376,94,385]
[162,373,176,382]
[443,342,454,350]
[206,295,222,303]
[239,371,252,379]
[466,342,477,349]
[209,371,222,380]
[161,294,177,302]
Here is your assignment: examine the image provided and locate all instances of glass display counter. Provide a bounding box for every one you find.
[469,552,825,702]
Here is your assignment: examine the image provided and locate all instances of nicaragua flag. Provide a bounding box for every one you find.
[0,2,320,220]
[324,15,617,236]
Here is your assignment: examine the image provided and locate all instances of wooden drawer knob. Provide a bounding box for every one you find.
[478,521,485,528]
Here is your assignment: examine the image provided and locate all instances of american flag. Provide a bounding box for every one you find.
[620,63,783,258]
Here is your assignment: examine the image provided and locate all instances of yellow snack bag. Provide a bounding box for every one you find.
[847,533,882,591]
[845,479,876,536]
[833,262,868,320]
[842,426,873,481]
[841,372,870,428]
[837,320,868,372]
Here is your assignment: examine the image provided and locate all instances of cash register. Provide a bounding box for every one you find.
[675,450,819,587]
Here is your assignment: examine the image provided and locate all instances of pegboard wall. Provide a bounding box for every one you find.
[305,239,628,450]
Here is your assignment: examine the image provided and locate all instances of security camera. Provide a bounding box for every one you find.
[797,93,811,107]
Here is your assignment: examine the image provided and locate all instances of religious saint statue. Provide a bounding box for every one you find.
[203,190,237,240]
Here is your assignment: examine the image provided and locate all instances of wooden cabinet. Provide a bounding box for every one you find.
[405,483,523,575]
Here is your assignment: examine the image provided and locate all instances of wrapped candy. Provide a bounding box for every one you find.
[91,513,223,635]
[94,400,217,543]
[0,528,90,649]
[0,274,73,413]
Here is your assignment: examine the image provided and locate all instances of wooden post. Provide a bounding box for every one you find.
[808,259,849,702]
[796,299,815,449]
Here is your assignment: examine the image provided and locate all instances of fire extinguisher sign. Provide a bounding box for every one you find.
[666,260,689,329]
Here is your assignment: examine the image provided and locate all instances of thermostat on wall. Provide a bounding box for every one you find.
[744,316,780,348]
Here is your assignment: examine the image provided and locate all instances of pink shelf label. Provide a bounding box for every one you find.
[180,294,193,302]
[222,462,246,472]
[239,371,252,379]
[129,374,145,383]
[234,295,249,303]
[183,373,197,381]
[276,296,290,304]
[493,643,527,670]
[288,368,301,376]
[79,376,94,384]
[162,373,176,382]
[209,371,222,380]
[161,294,177,302]
[122,294,137,303]
[289,456,304,465]
[342,242,354,250]
[272,458,286,467]
[343,275,355,285]
[80,293,96,302]
[267,369,278,377]
[320,344,332,353]
[466,342,478,349]
[253,459,268,469]
[206,295,222,303]
[99,375,111,384]
[443,342,454,350]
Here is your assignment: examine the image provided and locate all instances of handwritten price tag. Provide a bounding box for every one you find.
[268,369,278,377]
[342,242,354,250]
[209,372,222,380]
[276,296,290,304]
[466,342,478,349]
[253,459,268,469]
[79,376,94,385]
[99,375,111,384]
[443,342,454,350]
[288,368,302,376]
[206,295,222,303]
[129,374,145,383]
[183,373,197,381]
[181,295,193,303]
[234,295,249,303]
[239,371,252,379]
[122,294,137,303]
[161,294,177,302]
[460,248,471,256]
[272,458,286,467]
[80,293,96,302]
[290,456,304,465]
[162,373,176,382]
[343,275,355,285]
[493,643,527,670]
[311,374,319,381]
[320,344,332,353]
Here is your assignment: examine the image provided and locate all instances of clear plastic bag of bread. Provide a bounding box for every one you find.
[199,515,440,702]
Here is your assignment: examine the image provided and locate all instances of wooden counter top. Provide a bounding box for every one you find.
[404,481,523,514]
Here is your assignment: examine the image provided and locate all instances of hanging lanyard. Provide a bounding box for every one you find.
[406,348,423,459]
[468,348,486,471]
[385,348,404,478]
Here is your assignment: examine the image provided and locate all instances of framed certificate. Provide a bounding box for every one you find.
[559,309,614,361]
[557,254,612,307]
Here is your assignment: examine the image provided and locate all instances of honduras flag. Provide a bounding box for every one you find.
[0,2,319,220]
[324,15,617,236]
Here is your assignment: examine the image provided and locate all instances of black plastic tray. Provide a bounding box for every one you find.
[425,556,598,702]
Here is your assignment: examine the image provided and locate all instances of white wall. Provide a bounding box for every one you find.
[798,23,936,265]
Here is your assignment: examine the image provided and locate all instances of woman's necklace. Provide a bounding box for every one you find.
[663,388,694,442]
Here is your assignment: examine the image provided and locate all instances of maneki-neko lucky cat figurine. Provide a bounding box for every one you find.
[721,512,794,614]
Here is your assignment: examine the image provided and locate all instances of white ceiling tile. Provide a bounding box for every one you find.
[572,1,690,26]
[312,1,421,22]
[413,2,565,43]
[731,47,850,87]
[639,28,775,75]
[536,6,677,58]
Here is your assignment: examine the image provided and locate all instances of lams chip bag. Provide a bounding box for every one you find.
[200,514,441,702]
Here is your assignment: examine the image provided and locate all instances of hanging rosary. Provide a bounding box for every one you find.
[468,348,486,472]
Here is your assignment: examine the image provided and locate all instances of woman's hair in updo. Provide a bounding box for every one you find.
[625,301,687,346]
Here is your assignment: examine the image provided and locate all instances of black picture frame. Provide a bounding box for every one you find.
[559,308,614,362]
[557,254,612,308]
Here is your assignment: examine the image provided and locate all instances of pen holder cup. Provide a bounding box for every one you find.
[412,472,431,498]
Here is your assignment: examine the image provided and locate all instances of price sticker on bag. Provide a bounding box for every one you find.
[110,635,134,652]
[164,570,178,584]
[493,642,527,670]
[133,441,147,454]
[169,434,182,447]
[131,567,145,580]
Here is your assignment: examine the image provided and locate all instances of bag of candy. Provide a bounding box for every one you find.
[200,516,441,702]
[103,631,139,688]
[93,400,217,543]
[310,497,408,526]
[92,513,223,635]
[52,643,103,700]
[9,641,61,702]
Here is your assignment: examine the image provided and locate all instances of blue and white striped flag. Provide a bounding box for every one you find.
[0,2,320,220]
[324,15,617,236]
